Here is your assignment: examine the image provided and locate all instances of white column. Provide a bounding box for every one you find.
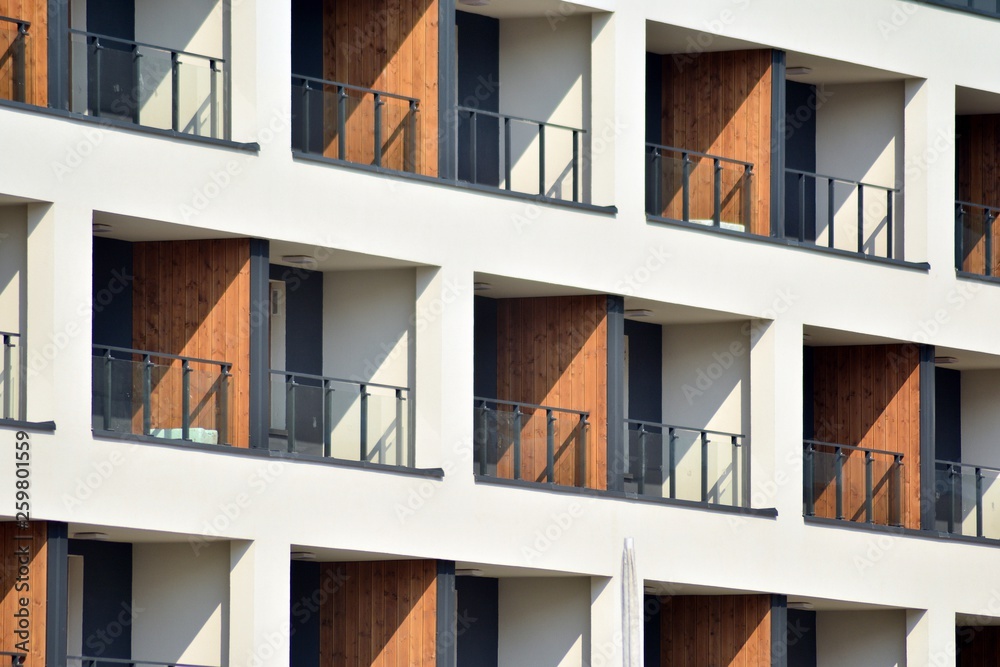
[906,607,958,667]
[24,202,92,431]
[590,574,625,667]
[229,539,291,667]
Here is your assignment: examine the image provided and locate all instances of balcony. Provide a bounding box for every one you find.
[803,440,905,526]
[956,109,1000,279]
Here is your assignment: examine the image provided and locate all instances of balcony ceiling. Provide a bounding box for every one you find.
[458,0,606,20]
[805,326,1000,371]
[956,86,1000,115]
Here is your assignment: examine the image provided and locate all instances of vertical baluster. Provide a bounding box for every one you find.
[395,388,404,467]
[546,409,555,484]
[987,209,995,277]
[798,172,806,242]
[102,349,112,430]
[650,147,663,217]
[181,359,191,441]
[468,109,478,184]
[130,45,141,125]
[476,401,488,476]
[804,442,815,517]
[209,59,219,139]
[93,37,103,117]
[977,466,985,538]
[835,447,845,520]
[894,455,904,527]
[700,431,709,503]
[731,435,740,507]
[713,158,722,227]
[338,86,347,160]
[218,364,230,446]
[141,354,152,436]
[373,93,383,168]
[360,384,369,462]
[408,101,419,173]
[956,203,966,271]
[743,165,753,230]
[886,189,894,260]
[668,427,677,499]
[14,23,26,103]
[171,51,180,132]
[949,464,959,534]
[2,335,11,420]
[638,424,647,497]
[512,405,522,480]
[504,117,512,190]
[300,79,311,153]
[857,183,865,255]
[828,178,836,248]
[681,153,691,222]
[286,374,297,453]
[323,380,333,458]
[579,414,589,487]
[572,130,580,203]
[864,450,874,523]
[538,123,546,196]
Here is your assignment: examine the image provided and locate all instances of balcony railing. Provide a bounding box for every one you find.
[474,398,590,486]
[646,143,755,232]
[785,169,900,259]
[269,370,412,466]
[935,460,1000,539]
[0,16,29,103]
[625,420,748,507]
[803,440,904,526]
[458,107,586,203]
[91,345,232,445]
[0,651,25,666]
[69,30,226,138]
[291,75,421,173]
[69,656,216,667]
[955,200,998,276]
[1,331,24,421]
[919,0,1000,18]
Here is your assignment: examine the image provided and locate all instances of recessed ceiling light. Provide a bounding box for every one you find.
[473,282,493,292]
[935,356,958,365]
[72,531,110,541]
[282,255,317,266]
[92,223,114,234]
[291,551,317,561]
[788,601,815,610]
[625,309,654,318]
[459,0,490,5]
[786,66,813,76]
[456,568,485,577]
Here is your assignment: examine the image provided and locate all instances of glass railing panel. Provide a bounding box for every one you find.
[956,202,998,276]
[804,442,903,526]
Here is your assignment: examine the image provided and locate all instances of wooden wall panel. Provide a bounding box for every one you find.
[0,521,47,667]
[495,296,608,490]
[957,115,1000,275]
[0,0,46,106]
[660,595,771,666]
[132,239,251,447]
[319,559,437,667]
[959,627,1000,666]
[658,49,772,236]
[322,0,438,176]
[811,344,920,529]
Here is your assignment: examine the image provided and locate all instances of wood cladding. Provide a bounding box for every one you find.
[811,345,921,529]
[496,296,608,490]
[319,560,437,667]
[0,522,47,667]
[660,595,772,666]
[132,240,251,447]
[657,49,773,236]
[323,0,439,176]
[957,115,1000,275]
[0,0,47,107]
[958,627,1000,666]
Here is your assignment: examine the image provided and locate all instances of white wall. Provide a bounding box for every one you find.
[959,370,1000,538]
[816,82,904,257]
[0,207,26,419]
[499,16,591,202]
[498,578,590,667]
[132,542,229,667]
[661,322,751,504]
[817,610,907,667]
[323,269,415,463]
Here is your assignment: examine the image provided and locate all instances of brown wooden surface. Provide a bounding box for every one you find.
[319,560,437,667]
[495,296,608,490]
[660,595,771,666]
[959,626,1000,666]
[957,115,1000,275]
[811,344,920,529]
[0,521,47,667]
[658,49,772,236]
[322,0,438,176]
[0,0,46,106]
[132,239,251,447]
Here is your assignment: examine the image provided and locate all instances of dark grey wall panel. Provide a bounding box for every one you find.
[289,561,320,667]
[456,11,500,186]
[474,296,498,399]
[456,577,499,667]
[784,81,818,241]
[68,539,133,665]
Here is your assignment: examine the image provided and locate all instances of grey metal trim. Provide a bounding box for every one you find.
[46,522,69,667]
[91,430,446,478]
[606,296,625,492]
[48,0,70,110]
[804,515,1000,549]
[917,0,1000,20]
[770,50,786,238]
[473,475,779,518]
[438,0,458,180]
[957,270,1000,286]
[0,419,56,432]
[647,214,931,271]
[771,594,788,667]
[436,560,457,667]
[920,344,936,531]
[248,239,270,449]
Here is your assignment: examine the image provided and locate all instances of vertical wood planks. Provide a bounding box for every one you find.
[0,521,47,667]
[660,594,772,666]
[957,115,1000,275]
[0,0,46,106]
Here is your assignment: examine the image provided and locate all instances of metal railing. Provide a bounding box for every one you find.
[955,200,998,276]
[457,106,586,202]
[69,29,225,138]
[0,16,30,103]
[919,0,1000,18]
[292,74,420,172]
[803,440,904,525]
[626,420,748,506]
[474,398,590,486]
[1,331,24,421]
[92,345,232,445]
[269,370,411,466]
[68,656,217,667]
[935,459,1000,539]
[646,143,754,229]
[0,651,25,666]
[785,168,900,258]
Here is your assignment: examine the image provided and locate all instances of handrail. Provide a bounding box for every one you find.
[474,396,590,417]
[956,199,1000,210]
[457,106,586,134]
[292,74,419,104]
[0,330,20,339]
[785,168,899,193]
[269,368,407,393]
[69,656,217,667]
[625,418,744,440]
[68,28,223,63]
[804,439,904,458]
[935,458,1000,474]
[92,344,229,370]
[646,143,754,169]
[0,15,29,29]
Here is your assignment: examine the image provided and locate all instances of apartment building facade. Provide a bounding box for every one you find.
[0,0,999,665]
